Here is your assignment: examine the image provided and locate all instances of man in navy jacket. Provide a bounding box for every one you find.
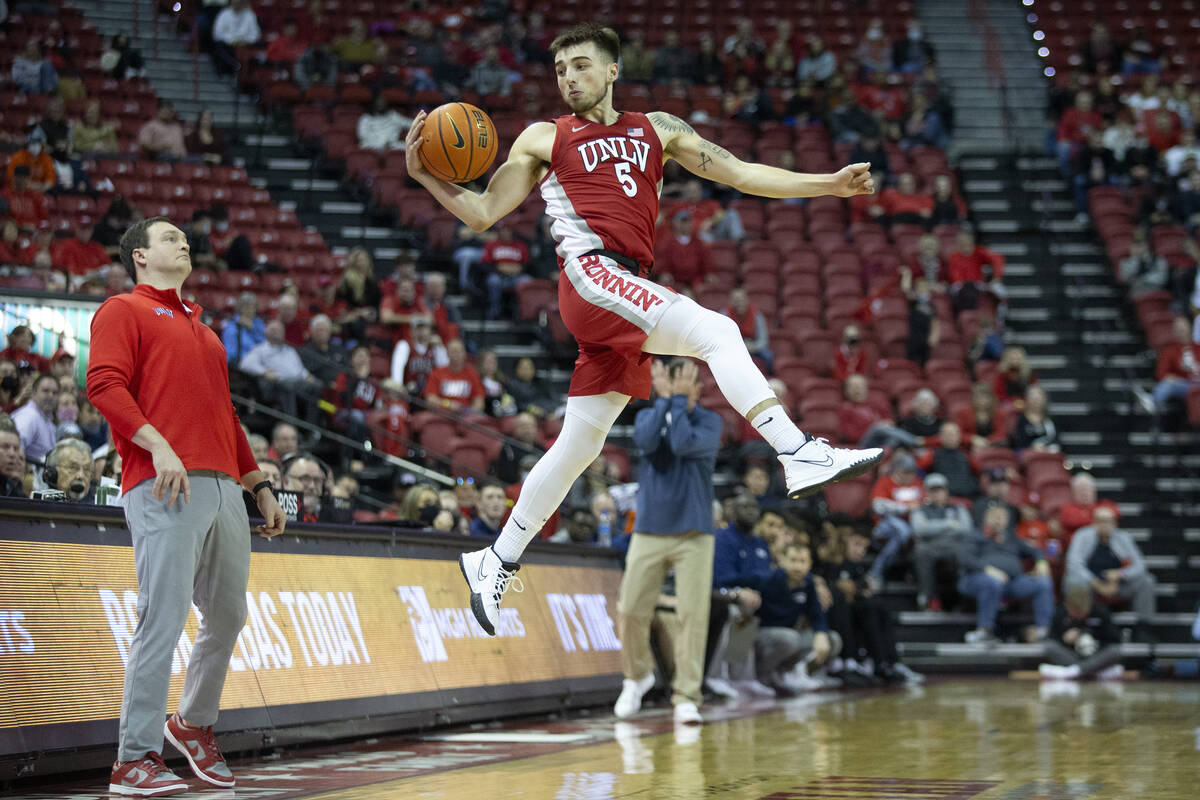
[615,359,722,726]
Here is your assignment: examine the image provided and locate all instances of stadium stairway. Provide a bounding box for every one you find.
[68,0,255,127]
[915,0,1046,157]
[891,151,1200,673]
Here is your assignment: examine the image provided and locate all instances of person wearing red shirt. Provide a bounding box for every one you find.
[948,228,1006,315]
[1145,108,1182,153]
[266,18,309,64]
[854,70,906,121]
[0,220,29,265]
[481,226,531,320]
[422,272,461,344]
[850,182,888,224]
[833,324,872,382]
[880,172,934,225]
[379,277,430,334]
[275,291,311,348]
[376,378,409,456]
[424,338,485,413]
[1,167,50,230]
[332,344,378,443]
[867,452,925,588]
[1057,472,1119,545]
[664,179,730,240]
[993,346,1037,407]
[1056,91,1103,174]
[654,210,713,290]
[721,287,772,368]
[51,218,111,276]
[839,373,922,449]
[0,324,51,374]
[86,216,283,797]
[1151,315,1200,412]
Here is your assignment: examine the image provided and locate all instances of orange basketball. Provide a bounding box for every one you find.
[418,102,499,183]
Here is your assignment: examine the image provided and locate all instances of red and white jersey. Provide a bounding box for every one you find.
[539,112,664,269]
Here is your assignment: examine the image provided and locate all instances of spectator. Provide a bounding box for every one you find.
[616,358,721,723]
[666,179,743,242]
[797,35,836,84]
[832,324,872,382]
[247,435,270,463]
[929,175,966,226]
[11,40,57,95]
[92,196,132,257]
[1117,237,1168,299]
[422,272,461,344]
[43,437,95,502]
[207,203,255,272]
[1146,108,1182,154]
[1121,26,1160,76]
[332,18,382,68]
[239,319,323,426]
[968,315,1006,365]
[902,271,941,366]
[506,356,555,417]
[1152,316,1200,412]
[1056,91,1103,177]
[857,18,891,74]
[11,373,58,464]
[1065,505,1155,621]
[1008,385,1060,453]
[1058,472,1121,546]
[755,543,839,695]
[51,217,110,276]
[959,381,1008,450]
[335,247,382,343]
[948,228,1006,315]
[721,287,771,369]
[425,338,484,413]
[911,473,972,610]
[655,210,713,290]
[266,17,308,65]
[907,233,949,286]
[275,291,309,348]
[0,220,24,265]
[1082,23,1122,75]
[711,493,773,695]
[653,31,693,84]
[470,482,508,538]
[893,19,934,73]
[972,467,1019,529]
[958,504,1053,644]
[296,314,343,384]
[295,42,337,91]
[1038,584,1125,681]
[390,314,448,394]
[0,427,26,497]
[0,325,49,373]
[867,452,924,588]
[1164,129,1200,177]
[900,388,943,438]
[468,45,512,97]
[742,463,782,509]
[993,346,1035,407]
[100,34,144,80]
[492,412,541,485]
[330,344,377,444]
[6,130,55,192]
[137,101,187,160]
[255,456,281,486]
[919,421,979,498]
[185,110,228,165]
[76,397,108,451]
[270,421,299,461]
[222,292,266,364]
[380,277,430,330]
[477,349,514,417]
[47,136,95,195]
[855,70,907,127]
[357,94,412,151]
[482,226,531,320]
[212,0,261,73]
[723,74,774,123]
[620,31,655,84]
[282,454,327,522]
[398,483,442,528]
[38,96,69,146]
[692,34,723,86]
[840,374,921,450]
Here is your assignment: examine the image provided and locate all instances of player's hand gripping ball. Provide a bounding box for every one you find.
[418,102,499,183]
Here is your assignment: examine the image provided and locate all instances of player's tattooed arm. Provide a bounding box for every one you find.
[647,111,695,136]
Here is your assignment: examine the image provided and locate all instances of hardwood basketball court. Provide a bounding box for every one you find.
[8,679,1197,800]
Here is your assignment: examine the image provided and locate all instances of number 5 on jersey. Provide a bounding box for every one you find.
[614,162,638,197]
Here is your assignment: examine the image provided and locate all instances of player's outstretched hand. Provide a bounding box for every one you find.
[830,162,875,197]
[405,110,429,179]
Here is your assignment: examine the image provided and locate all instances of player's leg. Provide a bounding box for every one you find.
[460,391,628,635]
[642,293,881,497]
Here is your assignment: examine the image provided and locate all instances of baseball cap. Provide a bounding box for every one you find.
[924,473,948,489]
[892,453,917,472]
[986,466,1009,482]
[56,421,83,440]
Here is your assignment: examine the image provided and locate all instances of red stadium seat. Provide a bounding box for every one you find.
[824,476,873,516]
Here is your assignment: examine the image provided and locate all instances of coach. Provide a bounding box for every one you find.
[88,216,284,797]
[615,359,722,726]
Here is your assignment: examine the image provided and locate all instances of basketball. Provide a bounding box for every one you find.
[418,102,499,183]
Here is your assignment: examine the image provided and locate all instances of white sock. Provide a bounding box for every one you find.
[752,407,806,454]
[492,510,539,563]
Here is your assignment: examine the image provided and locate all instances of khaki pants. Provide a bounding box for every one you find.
[617,531,714,706]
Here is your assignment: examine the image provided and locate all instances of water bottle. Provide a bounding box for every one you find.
[598,510,613,547]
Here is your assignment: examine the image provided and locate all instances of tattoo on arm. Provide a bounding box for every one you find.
[649,111,695,135]
[699,152,712,171]
[698,140,733,160]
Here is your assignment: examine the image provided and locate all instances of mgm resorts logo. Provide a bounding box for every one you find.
[396,585,526,663]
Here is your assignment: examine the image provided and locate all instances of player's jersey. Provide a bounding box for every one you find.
[539,111,664,270]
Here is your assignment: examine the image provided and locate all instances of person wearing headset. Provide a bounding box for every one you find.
[43,436,96,502]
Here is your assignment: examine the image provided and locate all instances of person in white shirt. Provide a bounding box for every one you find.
[11,373,60,466]
[357,94,412,151]
[390,317,448,394]
[211,0,260,74]
[240,319,322,425]
[1165,130,1200,176]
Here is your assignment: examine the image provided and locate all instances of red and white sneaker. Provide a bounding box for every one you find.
[108,752,188,797]
[164,713,236,787]
[781,435,883,499]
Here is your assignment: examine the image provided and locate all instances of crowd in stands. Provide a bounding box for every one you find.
[1044,21,1200,425]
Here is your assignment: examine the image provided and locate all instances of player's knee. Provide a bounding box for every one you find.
[705,310,742,345]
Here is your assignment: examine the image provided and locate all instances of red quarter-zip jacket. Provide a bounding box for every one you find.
[87,284,258,494]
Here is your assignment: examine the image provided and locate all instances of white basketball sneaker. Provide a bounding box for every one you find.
[780,434,883,499]
[614,673,656,719]
[459,547,523,636]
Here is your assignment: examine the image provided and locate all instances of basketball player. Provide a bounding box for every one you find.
[405,23,882,637]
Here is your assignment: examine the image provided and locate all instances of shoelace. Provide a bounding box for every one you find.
[492,565,524,604]
[144,752,172,776]
[179,721,221,762]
